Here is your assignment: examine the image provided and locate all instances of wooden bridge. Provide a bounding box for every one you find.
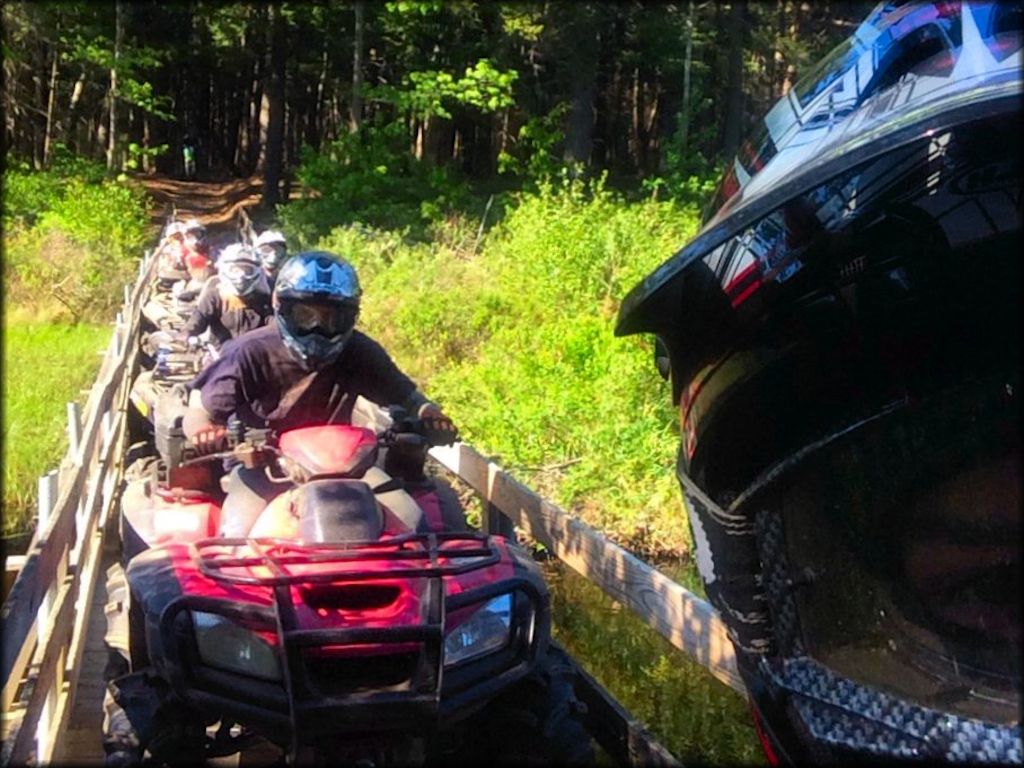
[1,244,744,767]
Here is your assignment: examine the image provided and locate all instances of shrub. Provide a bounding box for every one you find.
[2,156,150,322]
[305,173,705,549]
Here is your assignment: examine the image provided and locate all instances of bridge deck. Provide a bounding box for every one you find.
[53,549,113,765]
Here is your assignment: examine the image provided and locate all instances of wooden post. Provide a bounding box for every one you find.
[483,502,516,540]
[35,470,59,763]
[66,403,81,467]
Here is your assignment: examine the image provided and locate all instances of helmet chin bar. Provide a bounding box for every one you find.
[756,655,1022,763]
[281,327,354,370]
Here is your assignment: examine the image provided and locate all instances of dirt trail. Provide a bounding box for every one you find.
[132,173,274,234]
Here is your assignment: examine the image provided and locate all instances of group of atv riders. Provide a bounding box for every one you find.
[110,0,1021,762]
[143,219,459,540]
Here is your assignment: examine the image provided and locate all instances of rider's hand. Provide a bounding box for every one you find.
[418,404,459,446]
[190,425,228,455]
[186,335,201,351]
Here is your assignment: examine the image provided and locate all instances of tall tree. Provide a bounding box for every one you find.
[261,2,287,206]
[721,0,747,162]
[351,0,365,132]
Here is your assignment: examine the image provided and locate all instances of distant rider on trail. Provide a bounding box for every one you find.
[181,218,214,284]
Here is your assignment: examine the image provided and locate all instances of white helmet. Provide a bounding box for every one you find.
[216,244,262,296]
[164,221,186,240]
[182,218,207,243]
[254,230,287,275]
[254,230,286,248]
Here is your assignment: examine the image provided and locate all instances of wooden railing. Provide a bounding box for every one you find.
[430,444,743,692]
[1,242,745,767]
[1,252,152,767]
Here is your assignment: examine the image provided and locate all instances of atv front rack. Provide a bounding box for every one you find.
[192,531,501,586]
[155,533,548,758]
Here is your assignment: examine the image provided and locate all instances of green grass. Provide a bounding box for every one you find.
[2,321,112,537]
[545,560,764,766]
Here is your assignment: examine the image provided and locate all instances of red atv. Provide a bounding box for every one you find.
[103,408,592,766]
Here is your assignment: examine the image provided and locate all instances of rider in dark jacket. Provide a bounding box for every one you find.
[180,243,273,350]
[183,251,457,537]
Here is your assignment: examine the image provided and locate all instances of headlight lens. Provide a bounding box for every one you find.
[192,611,282,681]
[444,594,513,667]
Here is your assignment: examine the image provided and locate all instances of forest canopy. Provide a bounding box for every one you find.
[3,0,872,199]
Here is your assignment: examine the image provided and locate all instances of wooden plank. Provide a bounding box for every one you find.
[6,333,136,765]
[48,409,128,760]
[430,443,744,694]
[0,273,140,751]
[3,579,75,766]
[549,642,682,767]
[0,352,127,690]
[51,272,144,763]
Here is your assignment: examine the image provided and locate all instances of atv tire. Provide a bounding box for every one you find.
[461,647,594,765]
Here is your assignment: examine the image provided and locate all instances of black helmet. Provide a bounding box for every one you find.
[617,1,1021,763]
[272,251,361,370]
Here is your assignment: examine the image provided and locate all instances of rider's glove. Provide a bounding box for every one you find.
[418,404,459,446]
[190,425,228,455]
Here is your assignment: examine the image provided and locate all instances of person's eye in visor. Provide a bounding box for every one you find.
[287,303,354,336]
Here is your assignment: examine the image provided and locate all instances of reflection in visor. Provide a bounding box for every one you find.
[221,263,260,282]
[258,244,286,267]
[757,380,1020,725]
[283,301,356,338]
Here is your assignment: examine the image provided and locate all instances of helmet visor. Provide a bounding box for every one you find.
[755,379,1020,724]
[258,243,286,270]
[280,300,357,338]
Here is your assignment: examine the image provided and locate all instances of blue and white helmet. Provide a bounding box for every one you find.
[272,252,361,369]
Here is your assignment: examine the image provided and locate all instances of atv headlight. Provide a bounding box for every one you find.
[444,594,513,667]
[192,611,282,681]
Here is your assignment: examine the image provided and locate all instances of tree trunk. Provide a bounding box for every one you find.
[261,2,286,207]
[351,0,365,131]
[721,0,746,162]
[107,0,124,171]
[563,4,600,168]
[679,0,694,160]
[143,116,152,172]
[781,1,800,96]
[314,39,329,147]
[43,38,59,166]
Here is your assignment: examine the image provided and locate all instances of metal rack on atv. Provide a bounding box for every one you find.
[151,533,550,757]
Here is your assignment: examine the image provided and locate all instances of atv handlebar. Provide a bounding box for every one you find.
[177,406,448,470]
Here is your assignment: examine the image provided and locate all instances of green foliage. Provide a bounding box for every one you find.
[125,141,169,171]
[497,103,570,181]
[2,322,112,536]
[302,174,704,548]
[547,562,761,764]
[2,148,107,227]
[278,123,472,245]
[369,58,517,120]
[3,156,150,321]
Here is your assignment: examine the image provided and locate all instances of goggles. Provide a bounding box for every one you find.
[257,243,286,266]
[280,300,357,338]
[221,262,261,283]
